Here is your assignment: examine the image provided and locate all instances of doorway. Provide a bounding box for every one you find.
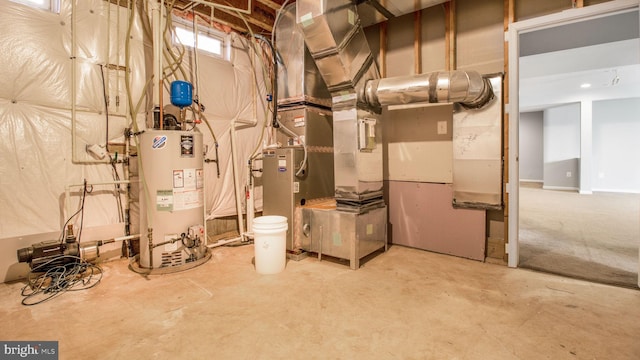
[507,1,640,287]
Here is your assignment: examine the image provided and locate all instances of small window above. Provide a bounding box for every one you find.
[10,0,60,13]
[174,25,228,60]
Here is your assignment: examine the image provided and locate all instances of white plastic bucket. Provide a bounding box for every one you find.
[252,216,288,274]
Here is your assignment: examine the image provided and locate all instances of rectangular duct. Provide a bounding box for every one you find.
[276,4,331,108]
[357,0,450,27]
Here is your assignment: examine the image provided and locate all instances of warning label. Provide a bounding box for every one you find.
[172,168,204,211]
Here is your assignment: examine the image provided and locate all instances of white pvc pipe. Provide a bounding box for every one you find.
[105,0,111,113]
[64,180,133,221]
[246,161,254,233]
[206,236,243,248]
[151,0,162,111]
[230,118,246,237]
[114,234,140,242]
[235,39,260,234]
[71,0,76,162]
[69,1,112,164]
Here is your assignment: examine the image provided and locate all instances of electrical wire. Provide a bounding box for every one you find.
[99,64,110,149]
[277,120,308,177]
[77,180,92,244]
[58,180,90,244]
[110,159,125,223]
[99,62,125,222]
[20,256,103,306]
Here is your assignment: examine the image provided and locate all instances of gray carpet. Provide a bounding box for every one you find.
[519,183,639,288]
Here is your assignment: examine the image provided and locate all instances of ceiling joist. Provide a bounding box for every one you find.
[256,0,283,12]
[171,0,289,34]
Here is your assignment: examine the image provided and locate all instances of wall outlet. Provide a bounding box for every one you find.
[437,121,447,135]
[566,171,572,178]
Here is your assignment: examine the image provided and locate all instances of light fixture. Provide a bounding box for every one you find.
[580,83,591,89]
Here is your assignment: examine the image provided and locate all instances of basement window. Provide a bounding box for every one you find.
[174,25,229,60]
[10,0,60,13]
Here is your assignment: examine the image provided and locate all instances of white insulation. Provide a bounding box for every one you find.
[0,0,268,243]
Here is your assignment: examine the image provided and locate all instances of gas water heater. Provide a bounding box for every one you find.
[137,130,210,271]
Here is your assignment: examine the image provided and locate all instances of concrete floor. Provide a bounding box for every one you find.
[1,244,639,359]
[519,184,639,287]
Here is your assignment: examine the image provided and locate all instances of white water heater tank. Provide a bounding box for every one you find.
[138,130,207,269]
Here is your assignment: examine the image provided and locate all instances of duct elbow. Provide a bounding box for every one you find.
[447,71,494,109]
[462,77,494,109]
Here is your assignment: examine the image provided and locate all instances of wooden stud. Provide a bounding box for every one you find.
[414,9,422,74]
[216,6,273,33]
[380,21,387,78]
[444,0,456,71]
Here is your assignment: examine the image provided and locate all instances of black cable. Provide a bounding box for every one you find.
[252,34,279,128]
[58,180,89,244]
[77,180,90,244]
[20,255,103,306]
[111,161,124,222]
[59,206,83,244]
[99,64,109,147]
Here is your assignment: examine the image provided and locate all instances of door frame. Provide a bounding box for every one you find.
[506,0,640,287]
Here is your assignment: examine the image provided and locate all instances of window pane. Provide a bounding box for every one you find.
[11,0,50,10]
[196,33,222,55]
[174,26,224,58]
[175,27,195,48]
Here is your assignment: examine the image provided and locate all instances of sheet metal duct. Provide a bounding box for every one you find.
[297,0,382,204]
[289,0,495,268]
[364,70,494,109]
[357,0,449,27]
[296,0,493,204]
[296,0,380,99]
[276,3,331,108]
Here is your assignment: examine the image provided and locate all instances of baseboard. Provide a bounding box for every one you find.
[592,188,640,194]
[542,186,579,191]
[520,179,543,183]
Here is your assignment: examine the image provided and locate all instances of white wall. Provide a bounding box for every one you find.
[592,97,640,193]
[519,111,544,182]
[543,103,581,189]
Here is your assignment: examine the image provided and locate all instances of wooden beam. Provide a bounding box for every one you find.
[175,6,250,34]
[414,9,422,74]
[506,0,514,27]
[444,0,456,71]
[215,6,273,32]
[574,0,584,8]
[256,0,282,12]
[380,21,387,78]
